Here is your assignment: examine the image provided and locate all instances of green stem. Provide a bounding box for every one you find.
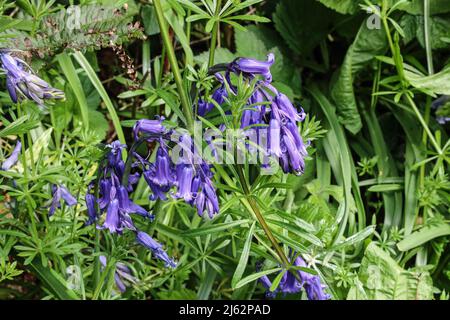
[381,3,441,155]
[405,94,442,155]
[420,0,435,208]
[235,164,290,267]
[424,0,434,75]
[153,0,193,131]
[208,0,222,68]
[17,104,38,237]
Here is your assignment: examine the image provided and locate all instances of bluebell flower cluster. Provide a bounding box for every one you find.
[134,119,219,218]
[85,140,175,268]
[85,115,222,268]
[200,53,308,175]
[258,255,331,300]
[0,51,64,106]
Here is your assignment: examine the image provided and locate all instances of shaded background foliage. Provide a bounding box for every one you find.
[0,0,449,300]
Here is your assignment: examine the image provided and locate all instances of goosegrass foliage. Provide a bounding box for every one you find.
[0,0,448,300]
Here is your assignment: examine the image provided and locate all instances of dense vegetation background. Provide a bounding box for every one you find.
[0,0,449,300]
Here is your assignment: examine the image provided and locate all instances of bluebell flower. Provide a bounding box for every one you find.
[136,231,177,268]
[95,141,153,233]
[48,185,77,216]
[143,167,172,201]
[1,140,21,170]
[99,255,138,293]
[133,118,167,141]
[231,53,275,83]
[207,53,309,175]
[174,163,194,202]
[257,255,331,300]
[0,51,64,106]
[85,193,97,226]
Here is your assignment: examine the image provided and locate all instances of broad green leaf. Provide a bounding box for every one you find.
[88,109,109,140]
[195,48,235,65]
[397,222,450,251]
[405,65,450,96]
[316,0,365,14]
[331,22,387,134]
[274,0,335,56]
[404,0,450,15]
[414,15,450,49]
[234,26,301,92]
[141,5,161,35]
[349,243,433,300]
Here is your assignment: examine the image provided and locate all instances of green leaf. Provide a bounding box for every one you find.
[331,22,388,134]
[165,10,194,65]
[231,222,255,288]
[88,109,109,140]
[405,65,450,96]
[267,219,323,247]
[182,220,250,237]
[416,15,450,49]
[348,243,433,300]
[316,0,365,15]
[234,267,281,289]
[3,4,144,56]
[30,258,79,300]
[368,184,403,192]
[142,5,161,36]
[273,0,335,56]
[403,0,450,15]
[57,53,89,129]
[234,26,301,92]
[194,47,235,65]
[13,128,53,173]
[332,226,375,249]
[0,116,39,138]
[73,51,126,155]
[269,269,287,292]
[397,222,450,251]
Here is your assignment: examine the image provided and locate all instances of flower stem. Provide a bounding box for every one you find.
[235,164,290,267]
[405,94,442,155]
[208,0,222,68]
[153,0,194,131]
[424,0,434,75]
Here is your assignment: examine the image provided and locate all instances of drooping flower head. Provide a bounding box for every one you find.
[199,53,309,175]
[99,255,138,293]
[1,140,21,171]
[231,53,275,83]
[0,51,65,106]
[136,231,177,268]
[95,141,151,234]
[48,185,77,216]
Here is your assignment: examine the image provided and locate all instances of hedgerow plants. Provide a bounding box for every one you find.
[0,0,449,300]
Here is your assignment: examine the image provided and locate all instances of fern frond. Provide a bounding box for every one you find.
[1,4,145,56]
